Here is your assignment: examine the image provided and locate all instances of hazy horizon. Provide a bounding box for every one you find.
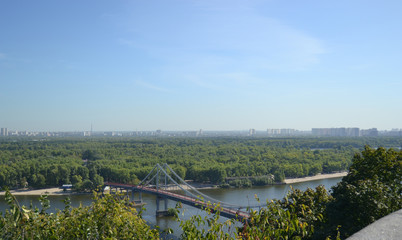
[1,1,401,131]
[1,126,396,133]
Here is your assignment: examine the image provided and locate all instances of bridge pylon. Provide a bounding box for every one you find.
[154,163,169,216]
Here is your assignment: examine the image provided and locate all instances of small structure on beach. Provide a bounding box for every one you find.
[61,184,73,191]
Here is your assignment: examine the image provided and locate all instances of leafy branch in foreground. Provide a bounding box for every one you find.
[326,146,402,238]
[176,200,234,240]
[176,146,400,240]
[0,191,159,239]
[174,186,332,240]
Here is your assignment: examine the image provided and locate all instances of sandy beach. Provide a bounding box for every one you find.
[284,172,348,184]
[1,183,215,196]
[0,187,75,196]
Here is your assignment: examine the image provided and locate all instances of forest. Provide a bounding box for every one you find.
[0,136,401,190]
[1,145,401,239]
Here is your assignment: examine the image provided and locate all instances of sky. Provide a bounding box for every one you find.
[1,0,401,131]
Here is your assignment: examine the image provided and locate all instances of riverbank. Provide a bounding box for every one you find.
[0,188,77,196]
[1,172,347,196]
[0,183,217,196]
[284,172,348,184]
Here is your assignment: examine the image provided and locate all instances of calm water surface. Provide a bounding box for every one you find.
[0,177,342,237]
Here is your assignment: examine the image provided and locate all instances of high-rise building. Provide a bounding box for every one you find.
[360,128,378,137]
[197,129,203,136]
[346,128,360,137]
[312,128,360,137]
[1,128,8,136]
[267,129,281,136]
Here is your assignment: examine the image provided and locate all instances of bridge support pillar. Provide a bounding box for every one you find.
[132,191,143,205]
[156,197,160,211]
[156,196,169,217]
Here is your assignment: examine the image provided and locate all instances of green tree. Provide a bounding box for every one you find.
[173,165,186,180]
[35,173,46,188]
[0,190,159,239]
[274,169,285,183]
[58,165,70,184]
[177,202,234,240]
[281,186,333,239]
[239,200,313,239]
[208,166,227,184]
[46,166,59,186]
[71,175,83,190]
[77,179,94,192]
[176,186,331,240]
[92,174,104,188]
[81,149,101,161]
[326,146,402,238]
[76,166,90,180]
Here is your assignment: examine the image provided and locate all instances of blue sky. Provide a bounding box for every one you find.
[1,0,401,131]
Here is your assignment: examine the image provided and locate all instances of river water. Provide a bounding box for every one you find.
[0,177,342,237]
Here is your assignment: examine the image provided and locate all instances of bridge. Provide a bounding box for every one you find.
[104,163,262,222]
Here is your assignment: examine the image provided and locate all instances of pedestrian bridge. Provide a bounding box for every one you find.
[104,163,264,222]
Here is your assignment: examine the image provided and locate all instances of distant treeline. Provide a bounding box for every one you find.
[0,136,401,190]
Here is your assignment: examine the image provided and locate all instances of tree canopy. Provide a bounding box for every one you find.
[1,136,384,189]
[326,146,402,238]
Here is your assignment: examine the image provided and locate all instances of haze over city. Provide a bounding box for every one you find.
[1,1,401,132]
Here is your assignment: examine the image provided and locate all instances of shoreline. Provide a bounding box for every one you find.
[284,172,348,184]
[1,172,348,196]
[0,188,85,196]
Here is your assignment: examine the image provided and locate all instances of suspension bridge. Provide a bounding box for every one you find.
[105,163,264,222]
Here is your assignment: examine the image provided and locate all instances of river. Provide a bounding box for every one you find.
[0,177,342,237]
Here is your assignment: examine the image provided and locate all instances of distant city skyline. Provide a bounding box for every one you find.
[1,125,396,133]
[1,124,401,133]
[1,1,402,131]
[1,126,401,134]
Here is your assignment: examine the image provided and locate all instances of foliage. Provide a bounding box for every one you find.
[280,186,333,236]
[176,201,234,240]
[166,207,179,218]
[0,136,367,189]
[1,140,401,239]
[240,200,313,239]
[175,186,332,240]
[175,146,401,240]
[224,178,251,188]
[224,175,274,188]
[326,146,402,238]
[239,186,331,239]
[0,191,159,239]
[0,185,339,240]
